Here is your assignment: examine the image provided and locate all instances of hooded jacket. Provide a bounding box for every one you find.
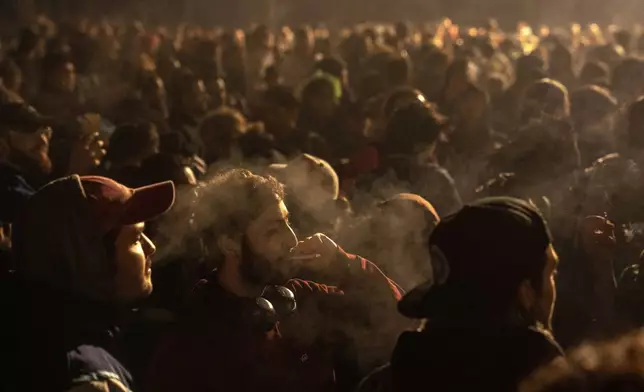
[357,320,563,392]
[2,176,135,391]
[3,278,134,392]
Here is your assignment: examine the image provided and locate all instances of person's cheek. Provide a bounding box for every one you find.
[128,244,146,280]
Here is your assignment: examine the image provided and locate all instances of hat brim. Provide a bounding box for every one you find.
[119,181,176,226]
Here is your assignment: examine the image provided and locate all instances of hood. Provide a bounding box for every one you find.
[12,175,116,302]
[390,321,562,392]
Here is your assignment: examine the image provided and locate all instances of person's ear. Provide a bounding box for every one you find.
[217,234,241,259]
[517,278,536,313]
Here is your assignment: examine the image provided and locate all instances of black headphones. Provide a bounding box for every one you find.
[247,285,297,332]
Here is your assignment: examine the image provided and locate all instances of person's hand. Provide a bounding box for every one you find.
[79,113,101,135]
[68,131,106,175]
[579,215,617,265]
[290,233,340,271]
[184,155,207,177]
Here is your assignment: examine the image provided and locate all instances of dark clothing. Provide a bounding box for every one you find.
[577,153,644,224]
[33,90,85,121]
[101,165,142,188]
[617,264,644,328]
[272,127,330,161]
[476,171,577,228]
[2,277,134,392]
[355,152,462,216]
[443,125,502,199]
[554,238,622,349]
[167,111,204,158]
[358,322,563,392]
[147,249,404,392]
[0,162,35,225]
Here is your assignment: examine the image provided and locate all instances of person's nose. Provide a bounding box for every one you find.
[141,233,157,258]
[40,127,52,142]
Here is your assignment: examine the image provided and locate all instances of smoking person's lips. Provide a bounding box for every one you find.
[145,258,152,273]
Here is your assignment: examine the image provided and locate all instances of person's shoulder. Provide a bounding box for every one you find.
[618,264,644,294]
[414,162,458,189]
[422,162,453,178]
[517,326,565,359]
[66,379,130,392]
[0,163,29,184]
[475,172,519,197]
[356,363,394,392]
[584,152,638,182]
[286,279,344,296]
[67,345,132,392]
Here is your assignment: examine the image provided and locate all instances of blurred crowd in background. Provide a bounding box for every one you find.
[8,0,644,29]
[5,7,644,392]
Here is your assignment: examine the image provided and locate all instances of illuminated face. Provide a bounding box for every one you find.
[534,245,558,330]
[240,200,298,286]
[113,222,157,301]
[8,126,53,174]
[56,62,77,93]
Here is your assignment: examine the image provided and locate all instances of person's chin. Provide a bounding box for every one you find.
[142,280,153,296]
[35,154,53,175]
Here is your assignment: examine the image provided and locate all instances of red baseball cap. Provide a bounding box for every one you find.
[12,175,176,300]
[80,176,175,234]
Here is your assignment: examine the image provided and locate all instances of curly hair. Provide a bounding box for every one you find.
[193,168,285,240]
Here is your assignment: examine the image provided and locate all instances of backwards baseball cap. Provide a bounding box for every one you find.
[0,102,52,134]
[398,197,552,319]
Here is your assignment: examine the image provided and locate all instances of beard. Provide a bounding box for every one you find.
[239,235,288,287]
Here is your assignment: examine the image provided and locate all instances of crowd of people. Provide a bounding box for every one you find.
[4,13,644,392]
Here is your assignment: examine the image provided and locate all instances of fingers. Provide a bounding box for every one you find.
[291,235,323,255]
[79,131,94,146]
[75,131,106,168]
[292,236,317,253]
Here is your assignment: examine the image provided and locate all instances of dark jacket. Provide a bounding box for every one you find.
[357,321,563,392]
[0,162,35,225]
[272,127,330,161]
[3,176,146,391]
[147,250,404,392]
[2,277,134,392]
[167,111,204,158]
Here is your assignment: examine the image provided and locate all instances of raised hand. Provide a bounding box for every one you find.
[68,131,106,175]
